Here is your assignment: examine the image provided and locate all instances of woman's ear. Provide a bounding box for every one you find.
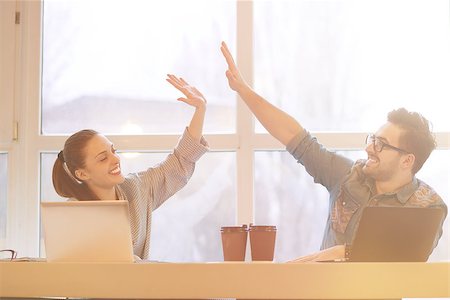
[75,169,89,181]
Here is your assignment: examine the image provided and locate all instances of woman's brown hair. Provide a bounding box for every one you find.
[52,129,100,200]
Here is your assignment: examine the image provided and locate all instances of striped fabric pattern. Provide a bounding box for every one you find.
[116,128,209,259]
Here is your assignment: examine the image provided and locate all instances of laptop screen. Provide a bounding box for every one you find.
[347,206,445,262]
[41,200,134,262]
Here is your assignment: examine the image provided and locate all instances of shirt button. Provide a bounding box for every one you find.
[342,201,346,206]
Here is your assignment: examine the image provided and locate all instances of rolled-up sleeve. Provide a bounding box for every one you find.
[286,130,353,191]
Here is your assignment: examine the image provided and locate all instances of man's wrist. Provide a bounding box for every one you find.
[344,244,352,259]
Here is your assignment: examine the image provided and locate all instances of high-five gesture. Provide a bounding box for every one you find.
[166,74,207,110]
[220,41,249,93]
[220,41,302,146]
[166,74,206,141]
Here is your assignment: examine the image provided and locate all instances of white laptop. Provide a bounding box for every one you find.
[41,200,134,262]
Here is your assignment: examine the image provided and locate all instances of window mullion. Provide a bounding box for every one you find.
[236,0,254,226]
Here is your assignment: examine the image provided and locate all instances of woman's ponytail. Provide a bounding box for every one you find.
[51,130,100,200]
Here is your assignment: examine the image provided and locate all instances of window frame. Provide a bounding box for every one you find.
[5,0,450,257]
[0,0,16,146]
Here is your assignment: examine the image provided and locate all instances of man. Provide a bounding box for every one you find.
[220,42,447,261]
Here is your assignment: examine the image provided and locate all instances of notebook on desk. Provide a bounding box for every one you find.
[346,206,445,262]
[41,200,134,262]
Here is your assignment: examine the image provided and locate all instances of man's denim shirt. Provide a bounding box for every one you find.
[286,130,447,250]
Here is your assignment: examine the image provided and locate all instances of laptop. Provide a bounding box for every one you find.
[41,200,134,262]
[346,206,445,262]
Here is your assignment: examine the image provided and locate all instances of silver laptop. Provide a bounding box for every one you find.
[346,206,445,262]
[41,200,134,262]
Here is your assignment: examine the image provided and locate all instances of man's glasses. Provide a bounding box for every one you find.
[365,134,410,154]
[0,249,17,261]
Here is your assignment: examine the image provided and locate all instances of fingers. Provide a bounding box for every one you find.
[166,74,191,88]
[286,252,321,263]
[166,74,207,106]
[177,97,206,109]
[225,70,238,88]
[166,74,183,91]
[166,74,180,86]
[179,77,189,86]
[166,74,192,96]
[220,41,233,62]
[225,70,235,81]
[220,41,237,71]
[177,97,194,107]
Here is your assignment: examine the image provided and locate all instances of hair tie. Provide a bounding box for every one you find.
[59,151,82,185]
[63,162,83,185]
[58,150,65,162]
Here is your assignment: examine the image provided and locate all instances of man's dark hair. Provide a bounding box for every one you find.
[387,108,436,174]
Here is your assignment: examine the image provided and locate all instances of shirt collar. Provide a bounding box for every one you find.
[394,177,419,204]
[115,185,126,201]
[363,173,418,204]
[349,160,418,204]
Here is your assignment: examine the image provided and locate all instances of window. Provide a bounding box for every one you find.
[0,153,7,247]
[415,150,450,261]
[256,150,450,262]
[40,151,236,261]
[252,0,450,261]
[6,0,450,262]
[254,151,330,261]
[41,0,236,134]
[254,0,450,132]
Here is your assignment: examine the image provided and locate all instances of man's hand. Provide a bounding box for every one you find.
[287,245,346,263]
[220,41,249,93]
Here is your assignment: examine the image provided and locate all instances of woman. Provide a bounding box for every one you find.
[52,74,209,259]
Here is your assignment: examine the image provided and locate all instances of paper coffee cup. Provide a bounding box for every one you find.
[220,225,248,261]
[249,225,277,261]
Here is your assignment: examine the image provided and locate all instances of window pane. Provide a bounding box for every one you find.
[254,1,450,132]
[42,0,236,135]
[255,150,450,262]
[0,153,7,245]
[41,151,236,262]
[416,150,450,262]
[254,151,329,262]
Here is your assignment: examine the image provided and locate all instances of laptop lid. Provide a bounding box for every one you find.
[347,206,445,262]
[41,200,134,262]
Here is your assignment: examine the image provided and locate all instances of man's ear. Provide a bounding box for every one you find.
[75,169,89,181]
[401,153,415,170]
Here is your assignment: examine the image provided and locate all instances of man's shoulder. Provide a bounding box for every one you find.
[408,179,446,208]
[346,159,367,179]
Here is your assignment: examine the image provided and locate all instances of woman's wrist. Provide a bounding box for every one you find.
[195,104,206,114]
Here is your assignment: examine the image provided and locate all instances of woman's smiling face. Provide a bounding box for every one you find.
[74,134,125,194]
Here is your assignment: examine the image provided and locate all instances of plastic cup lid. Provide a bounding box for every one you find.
[221,224,248,232]
[249,225,277,231]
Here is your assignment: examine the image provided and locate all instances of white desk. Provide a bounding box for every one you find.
[0,261,449,299]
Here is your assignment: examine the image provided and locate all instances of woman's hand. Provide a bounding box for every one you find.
[166,74,207,111]
[166,74,206,141]
[220,41,249,93]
